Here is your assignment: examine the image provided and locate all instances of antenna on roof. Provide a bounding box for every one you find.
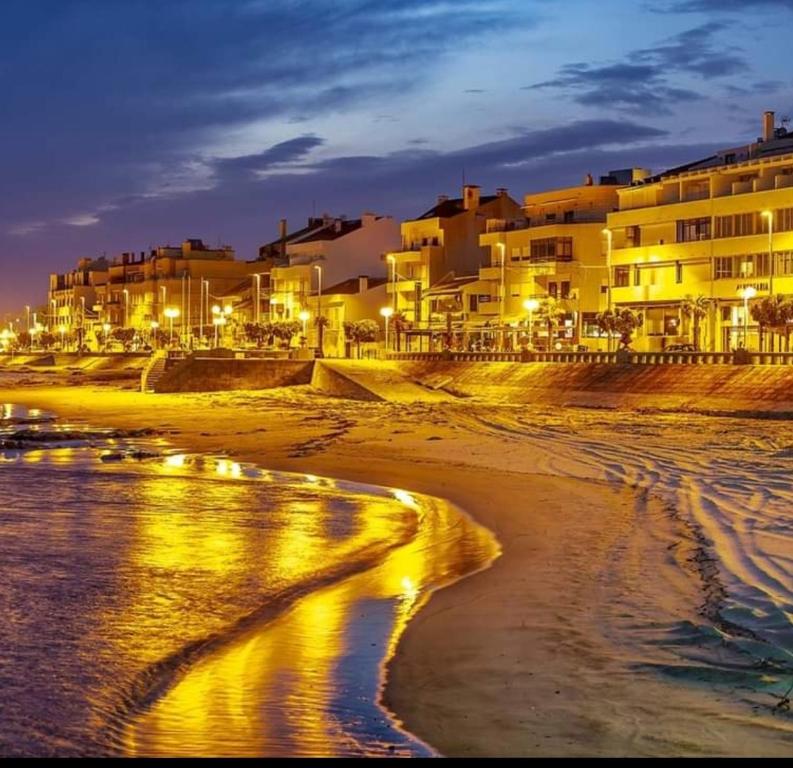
[462,166,466,187]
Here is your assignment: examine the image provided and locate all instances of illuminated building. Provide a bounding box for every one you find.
[385,185,523,345]
[607,111,793,352]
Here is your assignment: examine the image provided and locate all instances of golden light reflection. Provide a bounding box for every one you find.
[122,485,498,757]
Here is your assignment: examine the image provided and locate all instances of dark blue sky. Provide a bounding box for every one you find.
[1,0,791,312]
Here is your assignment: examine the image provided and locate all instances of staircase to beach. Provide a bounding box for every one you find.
[140,352,168,393]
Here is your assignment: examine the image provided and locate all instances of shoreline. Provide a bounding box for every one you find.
[3,379,793,755]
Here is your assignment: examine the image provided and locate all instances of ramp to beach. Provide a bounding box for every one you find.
[312,360,457,403]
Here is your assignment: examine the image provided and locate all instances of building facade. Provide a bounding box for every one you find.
[385,185,523,333]
[607,112,793,352]
[48,257,109,342]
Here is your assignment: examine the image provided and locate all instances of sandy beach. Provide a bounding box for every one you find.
[3,371,793,756]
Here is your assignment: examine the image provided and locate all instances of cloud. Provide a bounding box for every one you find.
[661,0,793,11]
[62,214,101,228]
[525,23,745,115]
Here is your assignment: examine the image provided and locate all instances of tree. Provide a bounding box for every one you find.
[538,297,565,351]
[595,308,644,350]
[16,331,32,351]
[343,319,379,358]
[391,311,410,352]
[272,320,301,348]
[680,294,711,350]
[111,327,136,351]
[750,295,789,352]
[39,332,56,350]
[243,321,272,348]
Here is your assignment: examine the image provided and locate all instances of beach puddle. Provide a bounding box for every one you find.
[0,404,499,757]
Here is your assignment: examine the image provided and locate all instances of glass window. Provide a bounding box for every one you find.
[677,217,711,242]
[614,266,630,287]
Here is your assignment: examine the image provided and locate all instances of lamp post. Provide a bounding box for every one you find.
[58,325,67,350]
[601,227,613,351]
[298,309,310,345]
[122,288,129,328]
[313,264,323,351]
[522,298,539,349]
[253,273,261,325]
[739,286,757,349]
[102,322,111,352]
[160,285,167,324]
[496,242,507,350]
[387,254,397,311]
[25,305,30,333]
[164,307,180,347]
[50,298,56,331]
[212,316,225,348]
[150,320,160,350]
[380,305,394,354]
[762,210,774,296]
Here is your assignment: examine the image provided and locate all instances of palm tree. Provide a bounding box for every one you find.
[750,295,786,351]
[680,294,711,350]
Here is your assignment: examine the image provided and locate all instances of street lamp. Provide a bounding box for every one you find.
[497,243,506,345]
[522,298,539,349]
[164,306,180,346]
[602,227,613,351]
[122,289,130,328]
[298,309,310,342]
[380,305,394,353]
[762,210,774,295]
[387,254,397,311]
[314,264,323,353]
[212,316,226,348]
[253,273,261,325]
[150,320,160,350]
[58,325,67,350]
[739,286,757,349]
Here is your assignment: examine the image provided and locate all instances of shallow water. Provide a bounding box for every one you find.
[0,404,498,757]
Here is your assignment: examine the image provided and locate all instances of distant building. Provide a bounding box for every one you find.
[92,239,261,344]
[48,257,109,340]
[384,185,523,340]
[607,111,793,352]
[258,212,399,322]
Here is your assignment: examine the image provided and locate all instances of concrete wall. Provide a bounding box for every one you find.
[155,357,314,393]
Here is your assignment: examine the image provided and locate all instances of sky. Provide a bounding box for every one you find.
[1,0,792,313]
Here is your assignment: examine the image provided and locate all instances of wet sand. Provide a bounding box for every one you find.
[2,377,792,756]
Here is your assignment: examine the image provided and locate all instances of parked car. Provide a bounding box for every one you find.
[664,343,697,352]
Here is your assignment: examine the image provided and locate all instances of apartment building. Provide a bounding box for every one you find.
[385,185,523,335]
[261,213,399,321]
[607,112,793,352]
[94,239,261,342]
[48,257,109,337]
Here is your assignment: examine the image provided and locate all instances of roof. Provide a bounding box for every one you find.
[413,195,498,221]
[646,129,793,184]
[218,278,253,298]
[258,216,369,257]
[322,276,388,295]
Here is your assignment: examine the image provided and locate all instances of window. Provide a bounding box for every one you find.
[675,262,683,284]
[626,226,641,248]
[548,281,558,298]
[775,208,793,232]
[715,212,766,238]
[560,280,570,299]
[634,266,641,286]
[469,295,478,313]
[529,237,573,261]
[779,251,793,275]
[676,217,711,242]
[563,210,574,223]
[614,266,630,287]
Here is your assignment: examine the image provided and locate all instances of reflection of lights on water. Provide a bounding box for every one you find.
[164,453,186,468]
[215,459,242,478]
[393,489,418,509]
[305,474,320,484]
[400,575,419,602]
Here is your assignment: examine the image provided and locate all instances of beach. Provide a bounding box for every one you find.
[2,371,793,756]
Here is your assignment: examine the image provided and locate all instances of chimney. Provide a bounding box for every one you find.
[763,111,775,142]
[462,184,481,211]
[358,275,368,293]
[279,218,287,240]
[334,218,343,233]
[584,173,593,186]
[496,187,508,197]
[361,212,376,227]
[437,194,449,205]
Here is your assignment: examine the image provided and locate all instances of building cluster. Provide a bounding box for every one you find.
[39,110,793,355]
